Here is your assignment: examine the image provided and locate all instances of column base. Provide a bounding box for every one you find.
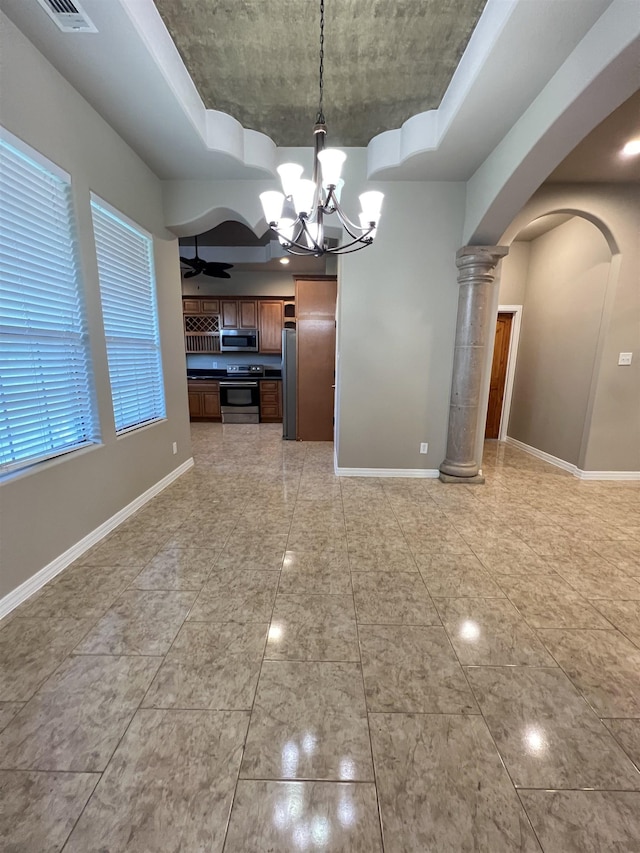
[439,472,485,485]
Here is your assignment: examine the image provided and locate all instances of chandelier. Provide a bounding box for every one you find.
[259,0,383,256]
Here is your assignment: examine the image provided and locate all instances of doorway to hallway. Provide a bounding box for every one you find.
[485,305,522,441]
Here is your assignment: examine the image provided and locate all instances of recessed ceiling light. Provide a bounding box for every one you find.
[622,139,640,157]
[279,257,290,265]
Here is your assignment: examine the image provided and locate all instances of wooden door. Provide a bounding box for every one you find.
[259,301,284,353]
[295,277,337,441]
[485,312,513,439]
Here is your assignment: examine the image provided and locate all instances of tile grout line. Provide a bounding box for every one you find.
[219,439,305,852]
[347,478,389,853]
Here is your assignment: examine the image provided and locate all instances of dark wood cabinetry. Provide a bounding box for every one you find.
[221,299,258,329]
[260,380,282,422]
[187,381,221,420]
[183,296,292,354]
[259,301,284,354]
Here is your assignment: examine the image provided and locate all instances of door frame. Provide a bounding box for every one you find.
[495,304,523,441]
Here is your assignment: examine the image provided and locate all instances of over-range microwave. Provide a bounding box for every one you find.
[220,329,259,352]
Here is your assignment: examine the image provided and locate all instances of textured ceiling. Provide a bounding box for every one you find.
[153,0,487,146]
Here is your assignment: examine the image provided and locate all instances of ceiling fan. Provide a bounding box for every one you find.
[180,235,233,279]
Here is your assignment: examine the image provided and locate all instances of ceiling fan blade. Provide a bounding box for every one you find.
[180,256,197,267]
[183,269,200,278]
[203,262,233,273]
[204,269,231,278]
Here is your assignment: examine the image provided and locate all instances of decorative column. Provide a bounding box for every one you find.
[439,245,508,484]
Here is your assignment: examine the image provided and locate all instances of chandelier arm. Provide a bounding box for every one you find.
[325,239,375,255]
[326,204,374,242]
[268,224,374,255]
[322,188,372,236]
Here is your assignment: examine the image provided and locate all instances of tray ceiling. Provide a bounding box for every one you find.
[153,0,487,146]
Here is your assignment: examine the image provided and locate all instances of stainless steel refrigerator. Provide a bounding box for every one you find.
[282,329,296,440]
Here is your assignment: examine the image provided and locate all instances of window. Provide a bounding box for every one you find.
[0,130,98,473]
[90,197,166,433]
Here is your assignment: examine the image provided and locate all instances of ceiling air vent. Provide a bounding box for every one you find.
[36,0,97,33]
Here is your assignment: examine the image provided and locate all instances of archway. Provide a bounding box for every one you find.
[482,207,619,475]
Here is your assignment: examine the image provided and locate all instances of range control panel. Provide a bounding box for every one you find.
[226,364,264,376]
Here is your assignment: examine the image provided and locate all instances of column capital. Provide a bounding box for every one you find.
[456,245,509,269]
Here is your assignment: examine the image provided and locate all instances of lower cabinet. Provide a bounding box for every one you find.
[260,380,282,422]
[187,381,221,420]
[187,379,281,423]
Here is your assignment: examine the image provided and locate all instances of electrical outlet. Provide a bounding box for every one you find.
[172,442,178,455]
[420,442,428,454]
[618,352,632,366]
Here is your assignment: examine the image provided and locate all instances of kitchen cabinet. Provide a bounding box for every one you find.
[221,299,258,329]
[260,380,282,422]
[259,301,284,354]
[182,298,220,315]
[201,298,220,313]
[187,381,221,420]
[182,298,201,314]
[183,298,221,353]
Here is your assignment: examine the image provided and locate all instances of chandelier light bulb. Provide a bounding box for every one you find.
[324,178,344,209]
[277,218,296,245]
[259,191,285,225]
[317,148,346,186]
[359,191,384,224]
[359,212,377,240]
[277,163,305,198]
[292,179,316,216]
[305,221,322,249]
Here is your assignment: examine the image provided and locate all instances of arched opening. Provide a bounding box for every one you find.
[486,211,615,472]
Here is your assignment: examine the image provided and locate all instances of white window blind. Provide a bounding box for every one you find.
[90,198,166,434]
[0,133,98,473]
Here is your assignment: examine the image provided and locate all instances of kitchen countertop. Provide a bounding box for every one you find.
[187,369,282,380]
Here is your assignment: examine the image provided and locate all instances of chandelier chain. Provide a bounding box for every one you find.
[317,0,325,124]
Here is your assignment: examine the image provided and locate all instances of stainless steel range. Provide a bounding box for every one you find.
[219,364,263,424]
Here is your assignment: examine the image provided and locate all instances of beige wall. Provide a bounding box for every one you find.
[506,217,611,466]
[497,241,529,305]
[182,270,295,297]
[337,180,466,471]
[0,13,191,602]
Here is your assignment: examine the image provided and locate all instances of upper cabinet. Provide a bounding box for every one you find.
[259,301,284,353]
[183,298,220,314]
[182,296,292,354]
[221,299,258,329]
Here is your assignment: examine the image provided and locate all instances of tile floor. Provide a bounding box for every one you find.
[1,425,640,852]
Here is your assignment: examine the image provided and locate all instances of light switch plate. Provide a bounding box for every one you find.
[618,352,633,366]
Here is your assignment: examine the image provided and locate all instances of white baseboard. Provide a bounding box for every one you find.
[574,469,640,481]
[335,465,440,478]
[0,458,194,621]
[505,437,640,480]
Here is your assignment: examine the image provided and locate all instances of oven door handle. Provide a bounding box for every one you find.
[219,381,259,387]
